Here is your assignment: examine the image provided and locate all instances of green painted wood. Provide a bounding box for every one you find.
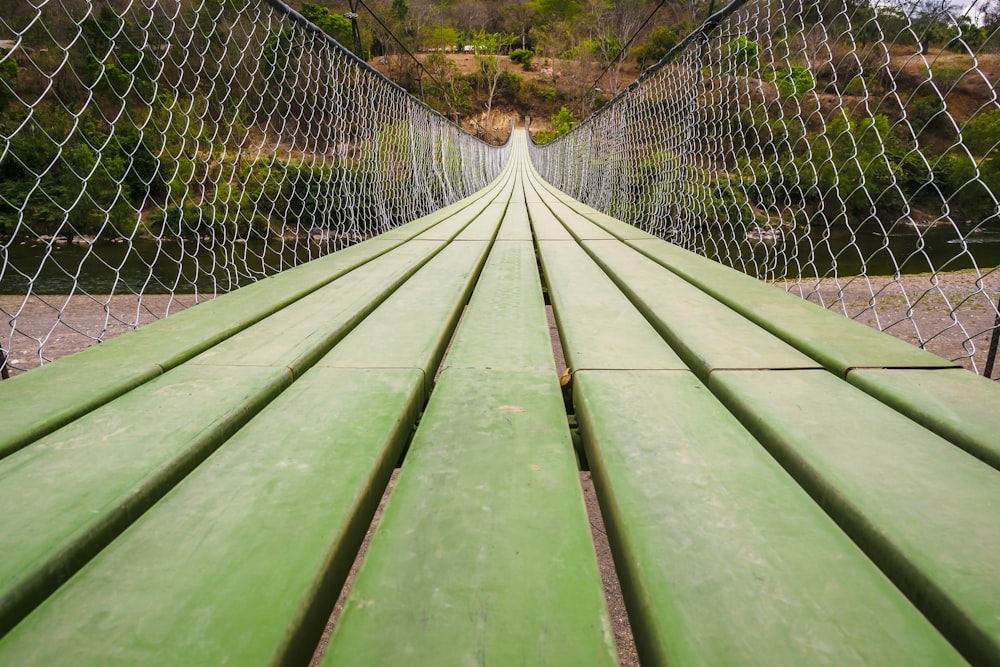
[374,169,512,241]
[536,240,687,370]
[580,239,819,377]
[322,369,617,667]
[0,364,292,635]
[453,201,508,241]
[415,172,515,241]
[0,238,404,461]
[848,367,1000,470]
[507,168,527,203]
[495,202,533,240]
[710,369,1000,664]
[318,241,490,393]
[523,163,656,240]
[442,241,555,372]
[0,368,422,666]
[573,369,963,666]
[188,241,443,374]
[527,201,575,240]
[523,175,616,240]
[626,239,955,374]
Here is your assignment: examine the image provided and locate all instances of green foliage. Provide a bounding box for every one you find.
[590,37,623,66]
[0,53,16,108]
[726,37,761,71]
[510,49,534,69]
[909,95,945,135]
[842,75,876,97]
[534,106,576,144]
[391,0,409,23]
[963,109,1000,156]
[631,27,678,69]
[771,66,815,100]
[301,3,353,46]
[529,0,583,21]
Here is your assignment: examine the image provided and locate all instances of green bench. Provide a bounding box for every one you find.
[0,132,996,666]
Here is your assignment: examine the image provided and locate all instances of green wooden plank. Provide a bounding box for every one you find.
[528,201,575,240]
[454,201,507,241]
[0,368,422,666]
[0,238,402,460]
[322,369,617,667]
[374,169,512,241]
[495,202,533,240]
[626,239,955,374]
[524,164,656,240]
[536,241,687,370]
[523,175,616,240]
[0,364,292,635]
[188,241,443,374]
[507,168,526,203]
[848,367,1000,470]
[415,172,515,241]
[443,241,555,372]
[580,240,819,377]
[318,241,490,392]
[574,369,963,666]
[710,369,1000,664]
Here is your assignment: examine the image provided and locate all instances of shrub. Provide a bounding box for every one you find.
[726,37,761,72]
[510,49,534,69]
[963,109,1000,156]
[631,27,678,70]
[772,66,815,100]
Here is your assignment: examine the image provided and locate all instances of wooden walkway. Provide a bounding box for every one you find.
[0,131,997,666]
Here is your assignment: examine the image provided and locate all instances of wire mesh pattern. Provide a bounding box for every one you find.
[0,0,508,375]
[530,0,1000,377]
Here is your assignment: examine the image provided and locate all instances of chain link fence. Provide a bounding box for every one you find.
[530,0,1000,377]
[0,0,509,376]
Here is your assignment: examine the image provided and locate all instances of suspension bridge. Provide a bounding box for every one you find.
[1,0,999,665]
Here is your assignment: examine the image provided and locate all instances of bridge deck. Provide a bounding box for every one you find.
[0,132,997,666]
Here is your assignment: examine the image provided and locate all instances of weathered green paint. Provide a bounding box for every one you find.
[536,240,687,370]
[523,174,616,240]
[527,201,575,240]
[322,369,617,667]
[443,241,555,372]
[453,201,508,241]
[187,241,443,373]
[574,369,964,666]
[848,367,1000,470]
[581,239,819,377]
[319,241,491,393]
[495,203,533,241]
[415,172,515,241]
[0,364,292,635]
[375,168,512,241]
[626,239,955,374]
[710,369,1000,664]
[523,163,656,239]
[0,368,423,666]
[0,238,402,460]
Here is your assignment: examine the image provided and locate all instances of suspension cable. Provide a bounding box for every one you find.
[353,0,448,95]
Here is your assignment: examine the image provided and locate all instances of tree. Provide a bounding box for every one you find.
[472,31,516,134]
[301,4,353,46]
[392,0,410,23]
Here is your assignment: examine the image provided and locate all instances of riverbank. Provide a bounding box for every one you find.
[776,269,1000,376]
[0,293,212,376]
[2,268,998,378]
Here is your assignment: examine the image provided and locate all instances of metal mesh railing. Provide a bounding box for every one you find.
[0,0,508,376]
[530,0,1000,377]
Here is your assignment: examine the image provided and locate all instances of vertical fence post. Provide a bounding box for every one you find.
[984,296,1000,380]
